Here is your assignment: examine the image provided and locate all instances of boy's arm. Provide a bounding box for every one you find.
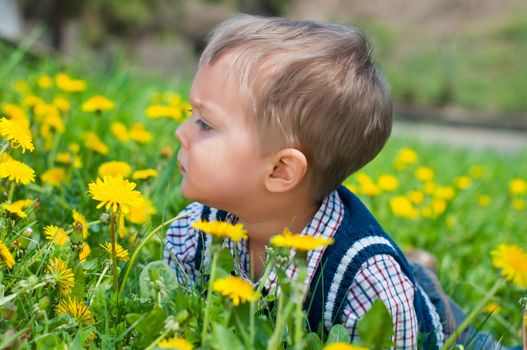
[342,254,418,349]
[164,202,204,286]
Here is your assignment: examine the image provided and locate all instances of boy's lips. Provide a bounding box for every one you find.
[177,160,186,173]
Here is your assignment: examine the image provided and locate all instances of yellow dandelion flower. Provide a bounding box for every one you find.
[421,206,432,218]
[68,143,80,154]
[423,181,437,194]
[0,159,35,184]
[482,302,501,314]
[56,73,87,92]
[53,96,70,113]
[509,178,526,196]
[323,343,368,350]
[408,190,424,204]
[270,227,334,252]
[394,147,418,169]
[100,242,129,262]
[14,80,30,94]
[431,199,446,216]
[38,74,53,89]
[145,105,182,120]
[132,169,158,180]
[192,220,248,242]
[56,151,73,164]
[42,113,64,133]
[79,242,91,263]
[22,95,44,108]
[491,243,527,288]
[478,195,491,207]
[41,167,66,186]
[356,173,381,196]
[0,117,34,153]
[0,240,16,268]
[88,176,143,214]
[512,198,526,212]
[81,95,115,112]
[344,183,357,193]
[98,161,132,178]
[3,202,27,218]
[125,194,156,224]
[55,297,94,325]
[0,153,13,164]
[377,174,398,191]
[212,276,260,306]
[129,123,152,143]
[389,195,418,219]
[83,132,109,155]
[47,258,75,296]
[455,176,471,190]
[415,166,434,182]
[434,186,455,200]
[157,337,193,350]
[2,103,27,122]
[111,122,129,141]
[73,209,89,239]
[44,225,69,247]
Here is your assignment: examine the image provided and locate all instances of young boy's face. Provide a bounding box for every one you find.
[175,52,270,211]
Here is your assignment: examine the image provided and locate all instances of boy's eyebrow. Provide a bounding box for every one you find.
[189,97,210,112]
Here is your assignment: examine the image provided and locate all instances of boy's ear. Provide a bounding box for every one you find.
[264,148,308,193]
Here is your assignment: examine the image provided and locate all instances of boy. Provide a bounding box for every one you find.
[164,15,508,349]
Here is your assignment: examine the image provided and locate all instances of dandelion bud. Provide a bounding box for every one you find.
[100,213,110,224]
[23,227,33,237]
[175,309,189,324]
[27,275,38,287]
[163,315,180,332]
[160,146,172,158]
[38,296,50,310]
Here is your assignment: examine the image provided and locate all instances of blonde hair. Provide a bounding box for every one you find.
[201,15,393,201]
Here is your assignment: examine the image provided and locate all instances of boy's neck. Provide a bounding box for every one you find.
[236,192,320,278]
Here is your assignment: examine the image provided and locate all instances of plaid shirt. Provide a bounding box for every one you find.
[165,190,438,348]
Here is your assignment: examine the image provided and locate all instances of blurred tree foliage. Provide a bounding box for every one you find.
[16,0,291,51]
[18,0,180,49]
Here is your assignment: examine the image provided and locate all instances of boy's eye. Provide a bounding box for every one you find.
[195,118,212,132]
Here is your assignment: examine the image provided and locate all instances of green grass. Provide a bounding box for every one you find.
[360,13,527,113]
[0,42,525,347]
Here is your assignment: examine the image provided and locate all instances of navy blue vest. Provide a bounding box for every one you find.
[193,186,441,349]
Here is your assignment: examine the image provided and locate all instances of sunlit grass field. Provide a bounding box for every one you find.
[0,47,525,348]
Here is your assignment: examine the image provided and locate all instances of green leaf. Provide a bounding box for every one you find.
[139,260,179,302]
[135,307,167,346]
[216,247,235,273]
[357,299,394,350]
[305,332,324,350]
[71,263,86,299]
[326,324,350,344]
[209,323,244,350]
[125,313,142,325]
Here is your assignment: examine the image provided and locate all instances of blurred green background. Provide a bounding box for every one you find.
[1,0,527,118]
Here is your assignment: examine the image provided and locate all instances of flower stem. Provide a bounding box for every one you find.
[267,291,294,350]
[109,210,119,295]
[118,212,189,300]
[7,182,15,203]
[442,278,506,350]
[201,249,219,345]
[293,263,307,350]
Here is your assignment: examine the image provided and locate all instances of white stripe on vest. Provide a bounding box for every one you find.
[417,285,444,346]
[324,236,396,329]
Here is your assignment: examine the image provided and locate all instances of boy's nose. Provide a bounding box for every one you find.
[175,122,189,149]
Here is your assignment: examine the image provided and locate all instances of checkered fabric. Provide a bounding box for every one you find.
[165,189,443,349]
